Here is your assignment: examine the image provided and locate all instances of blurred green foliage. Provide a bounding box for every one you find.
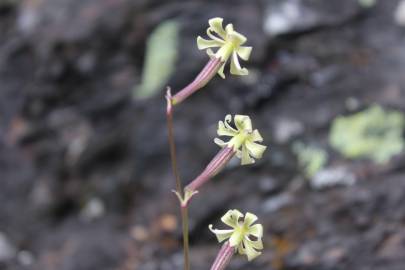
[292,142,328,178]
[134,20,179,99]
[329,105,405,164]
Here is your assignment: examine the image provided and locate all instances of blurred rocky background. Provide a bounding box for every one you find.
[1,0,405,269]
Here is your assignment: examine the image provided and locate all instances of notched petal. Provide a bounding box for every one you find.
[241,144,255,165]
[248,224,263,238]
[234,115,252,132]
[208,17,227,39]
[245,140,267,159]
[230,52,249,76]
[243,212,258,227]
[237,46,252,61]
[197,36,222,50]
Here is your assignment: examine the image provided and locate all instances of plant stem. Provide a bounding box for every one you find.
[210,242,235,270]
[186,147,235,192]
[166,87,190,270]
[181,205,190,270]
[172,58,222,105]
[166,87,182,195]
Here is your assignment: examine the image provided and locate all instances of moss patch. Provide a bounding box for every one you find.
[329,105,405,164]
[292,142,328,178]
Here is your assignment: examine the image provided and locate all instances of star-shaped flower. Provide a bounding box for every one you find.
[214,115,267,165]
[209,210,263,261]
[197,17,252,78]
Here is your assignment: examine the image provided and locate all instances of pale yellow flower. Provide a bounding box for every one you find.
[209,209,264,261]
[197,17,252,78]
[214,115,267,165]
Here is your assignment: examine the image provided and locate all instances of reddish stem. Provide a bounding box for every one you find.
[186,147,235,191]
[172,58,222,105]
[210,242,235,270]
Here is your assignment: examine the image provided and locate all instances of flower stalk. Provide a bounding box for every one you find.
[171,17,252,105]
[166,88,182,194]
[166,87,190,270]
[185,146,235,192]
[210,210,264,261]
[172,58,222,105]
[210,242,235,270]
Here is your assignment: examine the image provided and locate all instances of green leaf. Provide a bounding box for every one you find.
[134,20,179,99]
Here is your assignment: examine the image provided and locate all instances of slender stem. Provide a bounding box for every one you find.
[210,242,235,270]
[186,147,235,192]
[166,87,182,195]
[166,87,190,270]
[181,206,190,270]
[172,58,222,105]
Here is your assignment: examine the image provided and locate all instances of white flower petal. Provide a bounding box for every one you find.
[245,140,267,159]
[217,62,226,79]
[241,144,255,165]
[197,36,222,50]
[227,28,247,45]
[237,46,252,61]
[205,48,217,61]
[244,244,262,261]
[230,51,248,76]
[223,115,237,133]
[218,120,238,137]
[208,17,227,39]
[243,212,258,227]
[221,209,243,227]
[243,237,263,250]
[208,225,234,243]
[237,243,246,255]
[225,23,234,34]
[234,115,252,132]
[250,129,263,142]
[214,138,228,148]
[248,224,263,238]
[206,28,226,44]
[229,231,242,247]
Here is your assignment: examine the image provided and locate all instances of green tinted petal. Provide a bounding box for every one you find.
[241,144,255,165]
[245,140,267,159]
[237,243,246,255]
[248,224,263,238]
[244,237,263,250]
[244,242,262,261]
[234,115,252,132]
[232,148,240,159]
[237,46,252,61]
[207,28,226,44]
[229,230,243,247]
[228,29,247,46]
[208,225,234,242]
[218,120,238,137]
[197,36,222,50]
[243,212,258,227]
[214,138,228,148]
[206,48,216,59]
[208,17,227,39]
[225,23,234,34]
[217,62,226,79]
[250,129,263,142]
[221,209,243,227]
[223,115,237,132]
[230,51,248,76]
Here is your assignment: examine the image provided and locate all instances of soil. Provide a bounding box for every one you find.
[1,0,405,270]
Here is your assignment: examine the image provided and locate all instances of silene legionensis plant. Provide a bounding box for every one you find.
[165,17,266,270]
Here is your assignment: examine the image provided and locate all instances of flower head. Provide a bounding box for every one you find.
[197,17,252,78]
[209,210,263,261]
[214,115,267,165]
